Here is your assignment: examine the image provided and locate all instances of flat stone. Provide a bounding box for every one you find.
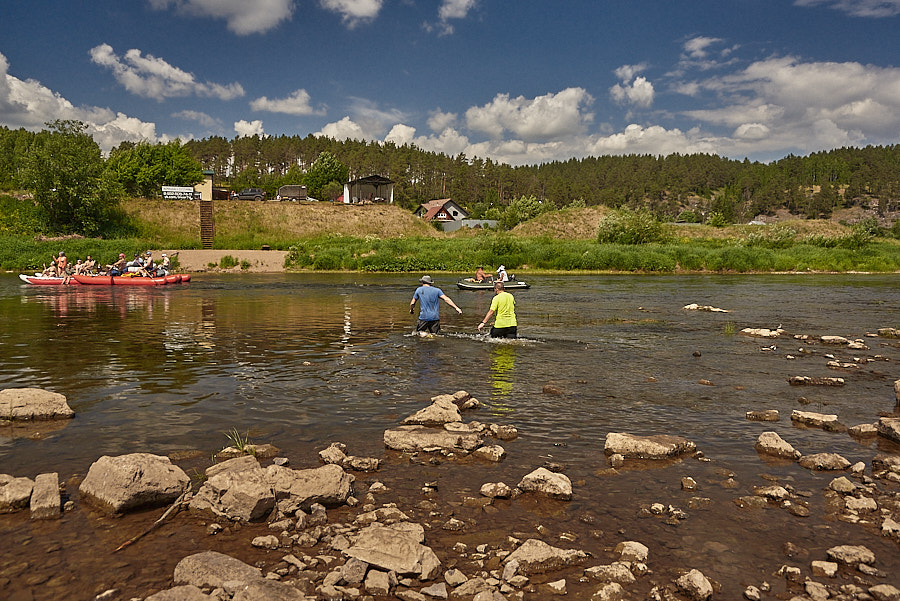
[344,524,440,577]
[876,417,900,444]
[584,563,635,584]
[604,432,696,459]
[849,423,878,437]
[787,376,845,386]
[826,544,875,566]
[472,445,506,462]
[0,388,74,420]
[233,578,309,601]
[30,472,60,520]
[144,585,211,601]
[501,539,587,575]
[791,410,839,428]
[869,584,900,601]
[798,453,850,471]
[384,425,482,453]
[614,541,649,563]
[746,410,779,421]
[173,551,262,589]
[811,560,838,578]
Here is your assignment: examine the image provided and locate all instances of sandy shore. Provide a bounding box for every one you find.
[164,249,289,273]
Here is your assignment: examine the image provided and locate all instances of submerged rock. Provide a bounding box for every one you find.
[788,376,845,386]
[746,410,779,422]
[79,453,189,514]
[0,387,74,420]
[604,432,696,459]
[741,328,784,338]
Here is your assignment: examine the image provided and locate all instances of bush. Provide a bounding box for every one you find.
[746,224,797,249]
[676,210,701,223]
[706,211,728,227]
[596,208,666,245]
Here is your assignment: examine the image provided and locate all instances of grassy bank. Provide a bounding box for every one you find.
[2,197,898,273]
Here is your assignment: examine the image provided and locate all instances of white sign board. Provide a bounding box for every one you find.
[162,186,196,200]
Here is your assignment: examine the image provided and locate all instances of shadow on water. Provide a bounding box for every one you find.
[1,272,899,598]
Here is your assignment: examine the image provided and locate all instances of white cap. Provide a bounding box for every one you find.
[497,265,506,272]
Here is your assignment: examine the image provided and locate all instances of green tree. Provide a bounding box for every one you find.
[303,151,348,200]
[499,194,552,229]
[107,140,202,197]
[20,120,123,236]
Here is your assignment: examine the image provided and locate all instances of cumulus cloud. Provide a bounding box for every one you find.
[148,0,294,34]
[90,44,244,101]
[465,88,594,141]
[610,76,655,108]
[0,51,158,151]
[315,116,368,140]
[234,119,265,137]
[385,124,471,156]
[320,0,382,27]
[172,110,223,130]
[794,0,900,17]
[250,89,325,115]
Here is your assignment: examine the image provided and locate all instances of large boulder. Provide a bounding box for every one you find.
[173,551,262,588]
[676,569,713,601]
[826,545,875,567]
[79,453,189,514]
[604,433,696,459]
[0,474,34,513]
[190,457,274,522]
[383,425,483,454]
[755,431,801,460]
[876,417,900,444]
[233,579,310,601]
[501,539,587,575]
[517,468,573,500]
[0,388,74,420]
[266,463,354,512]
[344,524,441,579]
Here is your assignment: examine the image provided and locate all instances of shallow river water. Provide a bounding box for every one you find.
[1,272,899,600]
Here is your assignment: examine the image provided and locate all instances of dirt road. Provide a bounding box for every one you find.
[164,249,289,273]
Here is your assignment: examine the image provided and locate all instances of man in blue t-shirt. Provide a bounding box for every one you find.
[409,275,463,334]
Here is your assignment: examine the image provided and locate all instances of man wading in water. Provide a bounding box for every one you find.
[409,275,463,334]
[477,281,518,338]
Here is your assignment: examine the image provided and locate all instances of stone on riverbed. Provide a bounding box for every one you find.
[403,396,462,426]
[319,442,381,472]
[79,453,190,514]
[604,432,696,459]
[344,524,441,580]
[266,463,354,512]
[30,472,60,520]
[383,425,483,454]
[791,410,840,429]
[190,456,274,522]
[517,468,573,500]
[876,417,900,444]
[145,584,211,601]
[676,569,713,601]
[502,538,587,575]
[0,387,74,420]
[788,376,845,386]
[173,551,262,589]
[825,545,875,567]
[799,453,851,471]
[746,410,779,422]
[0,474,34,513]
[755,431,801,460]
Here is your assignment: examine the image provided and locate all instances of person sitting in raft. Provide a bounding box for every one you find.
[106,253,127,276]
[125,253,143,273]
[81,255,96,274]
[474,266,487,282]
[137,251,155,277]
[41,255,58,277]
[496,265,509,282]
[156,252,174,276]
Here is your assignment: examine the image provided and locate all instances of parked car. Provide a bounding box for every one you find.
[233,188,266,201]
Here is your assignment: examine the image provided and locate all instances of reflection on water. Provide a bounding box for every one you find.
[2,272,900,597]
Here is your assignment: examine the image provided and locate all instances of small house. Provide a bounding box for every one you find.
[415,199,469,223]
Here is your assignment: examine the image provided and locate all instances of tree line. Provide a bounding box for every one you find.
[1,122,899,236]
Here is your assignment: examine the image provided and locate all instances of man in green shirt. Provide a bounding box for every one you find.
[477,282,518,338]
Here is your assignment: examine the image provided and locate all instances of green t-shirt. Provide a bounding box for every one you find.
[490,291,517,328]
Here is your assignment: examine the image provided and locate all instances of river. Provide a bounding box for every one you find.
[1,273,899,599]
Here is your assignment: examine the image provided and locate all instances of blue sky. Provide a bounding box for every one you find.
[2,0,900,165]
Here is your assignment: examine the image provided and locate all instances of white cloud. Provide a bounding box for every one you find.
[733,123,770,140]
[250,89,325,115]
[0,51,158,151]
[434,0,476,34]
[172,110,222,129]
[315,116,368,140]
[794,0,900,17]
[465,88,594,141]
[427,108,457,132]
[683,36,722,60]
[614,63,647,82]
[148,0,294,35]
[319,0,382,27]
[610,76,655,108]
[234,119,265,137]
[90,44,244,101]
[385,124,471,156]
